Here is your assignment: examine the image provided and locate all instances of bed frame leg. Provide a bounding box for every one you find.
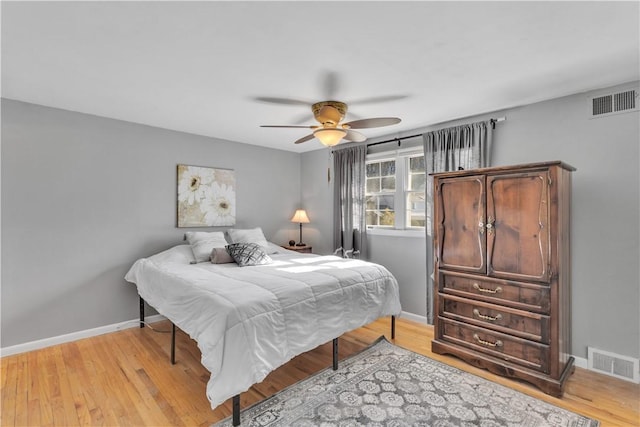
[391,315,396,339]
[139,296,145,328]
[332,338,338,370]
[232,394,240,426]
[171,323,176,365]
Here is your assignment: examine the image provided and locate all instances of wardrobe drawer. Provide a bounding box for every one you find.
[439,318,550,374]
[440,271,550,313]
[440,295,550,343]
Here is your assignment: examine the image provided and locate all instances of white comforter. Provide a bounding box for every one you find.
[124,245,401,409]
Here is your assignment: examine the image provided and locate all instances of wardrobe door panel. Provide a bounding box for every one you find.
[436,175,486,274]
[486,171,551,283]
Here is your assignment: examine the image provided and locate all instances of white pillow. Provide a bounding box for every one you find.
[227,227,269,250]
[185,231,228,263]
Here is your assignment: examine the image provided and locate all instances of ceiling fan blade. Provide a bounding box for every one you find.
[294,134,316,144]
[344,117,401,129]
[253,96,311,106]
[260,125,316,129]
[343,129,367,143]
[349,94,409,105]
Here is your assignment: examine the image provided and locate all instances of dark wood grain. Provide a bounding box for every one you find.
[436,175,486,273]
[431,161,574,397]
[440,271,551,313]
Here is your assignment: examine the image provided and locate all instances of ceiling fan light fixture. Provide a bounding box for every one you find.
[261,97,401,146]
[314,128,346,147]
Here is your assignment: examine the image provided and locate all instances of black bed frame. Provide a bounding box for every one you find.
[140,296,396,426]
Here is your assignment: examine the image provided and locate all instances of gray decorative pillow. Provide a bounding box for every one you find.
[225,243,272,267]
[210,247,235,264]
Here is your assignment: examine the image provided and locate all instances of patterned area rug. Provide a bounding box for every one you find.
[213,337,599,427]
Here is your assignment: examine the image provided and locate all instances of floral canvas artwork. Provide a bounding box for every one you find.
[177,164,236,227]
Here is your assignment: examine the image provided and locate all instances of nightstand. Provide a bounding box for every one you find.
[282,245,312,254]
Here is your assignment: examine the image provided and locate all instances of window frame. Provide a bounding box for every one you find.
[365,148,426,238]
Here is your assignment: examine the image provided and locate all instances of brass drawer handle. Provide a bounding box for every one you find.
[473,308,502,322]
[473,333,503,348]
[473,283,503,294]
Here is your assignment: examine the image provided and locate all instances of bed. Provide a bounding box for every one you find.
[125,232,401,425]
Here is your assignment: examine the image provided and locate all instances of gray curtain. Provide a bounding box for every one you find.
[333,145,367,259]
[423,120,493,323]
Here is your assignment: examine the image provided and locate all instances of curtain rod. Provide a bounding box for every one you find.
[366,116,506,148]
[366,133,423,148]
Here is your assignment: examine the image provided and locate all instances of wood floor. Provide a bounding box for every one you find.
[2,318,639,426]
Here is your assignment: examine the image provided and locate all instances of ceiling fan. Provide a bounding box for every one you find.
[260,100,401,147]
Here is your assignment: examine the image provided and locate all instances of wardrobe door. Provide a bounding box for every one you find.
[486,170,551,283]
[435,175,486,274]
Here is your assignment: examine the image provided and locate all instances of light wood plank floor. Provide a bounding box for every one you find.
[2,318,638,426]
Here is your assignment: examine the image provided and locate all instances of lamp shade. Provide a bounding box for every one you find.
[314,128,346,147]
[290,209,310,223]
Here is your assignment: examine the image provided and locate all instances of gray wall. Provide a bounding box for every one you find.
[490,83,639,360]
[1,99,302,347]
[368,235,427,317]
[300,82,640,361]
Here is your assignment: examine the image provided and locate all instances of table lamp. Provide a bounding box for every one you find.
[290,209,310,246]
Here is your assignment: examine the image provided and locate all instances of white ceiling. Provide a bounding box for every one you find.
[2,1,639,153]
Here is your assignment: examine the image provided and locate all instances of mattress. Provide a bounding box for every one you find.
[125,244,401,408]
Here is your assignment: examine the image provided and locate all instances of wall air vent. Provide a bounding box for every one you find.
[590,89,638,118]
[587,347,639,383]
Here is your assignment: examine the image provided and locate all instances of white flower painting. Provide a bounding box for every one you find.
[177,164,236,227]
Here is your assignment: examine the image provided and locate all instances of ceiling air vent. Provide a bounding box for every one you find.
[590,89,638,118]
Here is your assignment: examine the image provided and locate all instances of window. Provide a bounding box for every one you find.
[365,160,396,226]
[365,150,425,232]
[407,155,426,227]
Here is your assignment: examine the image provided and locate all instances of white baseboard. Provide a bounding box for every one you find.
[0,314,166,357]
[573,355,588,369]
[400,310,428,324]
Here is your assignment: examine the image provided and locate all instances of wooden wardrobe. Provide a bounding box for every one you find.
[431,161,575,397]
